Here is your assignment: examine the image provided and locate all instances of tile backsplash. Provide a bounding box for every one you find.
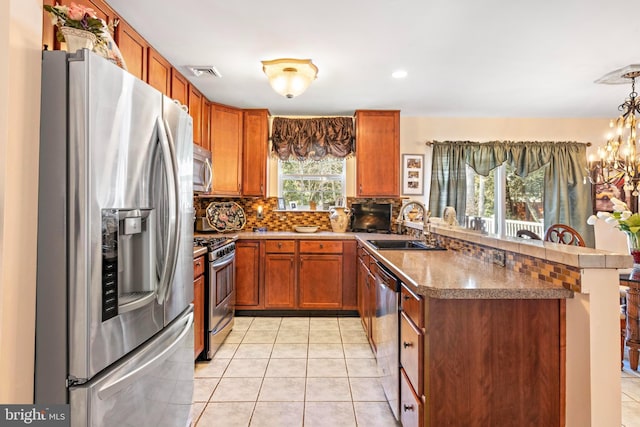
[193,196,405,232]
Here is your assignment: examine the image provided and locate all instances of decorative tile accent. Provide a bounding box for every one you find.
[193,196,405,232]
[436,233,582,292]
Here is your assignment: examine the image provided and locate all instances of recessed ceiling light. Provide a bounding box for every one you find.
[392,70,407,79]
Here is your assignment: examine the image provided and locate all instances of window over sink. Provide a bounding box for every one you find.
[278,157,346,210]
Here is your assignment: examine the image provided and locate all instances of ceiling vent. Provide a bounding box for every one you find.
[186,66,221,78]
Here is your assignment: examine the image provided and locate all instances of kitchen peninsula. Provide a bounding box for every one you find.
[232,224,631,427]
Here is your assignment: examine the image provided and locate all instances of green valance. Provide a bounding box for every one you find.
[271,117,354,161]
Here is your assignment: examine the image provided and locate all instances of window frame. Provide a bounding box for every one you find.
[277,157,347,210]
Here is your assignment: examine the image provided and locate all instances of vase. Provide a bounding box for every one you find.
[625,231,640,265]
[60,27,97,53]
[329,207,351,233]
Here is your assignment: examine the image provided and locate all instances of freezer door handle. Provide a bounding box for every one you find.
[161,117,181,301]
[97,310,193,400]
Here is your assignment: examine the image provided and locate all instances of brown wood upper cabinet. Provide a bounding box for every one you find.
[242,109,270,197]
[211,103,243,196]
[170,68,189,107]
[115,19,148,82]
[188,86,204,147]
[202,101,212,152]
[355,110,400,197]
[147,48,171,96]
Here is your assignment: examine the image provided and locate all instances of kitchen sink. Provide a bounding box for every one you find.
[367,240,446,251]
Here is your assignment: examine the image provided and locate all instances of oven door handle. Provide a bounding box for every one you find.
[212,251,234,269]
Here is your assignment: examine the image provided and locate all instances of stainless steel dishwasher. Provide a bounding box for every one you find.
[372,260,400,421]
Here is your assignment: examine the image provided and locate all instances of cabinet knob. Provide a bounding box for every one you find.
[403,341,413,348]
[403,294,411,301]
[278,242,282,248]
[319,243,324,249]
[403,404,415,412]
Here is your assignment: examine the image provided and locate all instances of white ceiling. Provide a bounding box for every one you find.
[107,0,640,118]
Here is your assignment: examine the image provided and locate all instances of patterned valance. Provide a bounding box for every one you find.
[271,117,354,161]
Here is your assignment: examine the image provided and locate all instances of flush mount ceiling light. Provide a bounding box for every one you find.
[261,58,318,99]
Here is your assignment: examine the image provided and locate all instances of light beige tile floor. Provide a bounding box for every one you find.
[193,316,640,426]
[192,316,398,427]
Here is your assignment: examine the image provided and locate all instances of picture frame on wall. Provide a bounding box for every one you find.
[277,197,286,210]
[592,176,626,213]
[402,154,424,195]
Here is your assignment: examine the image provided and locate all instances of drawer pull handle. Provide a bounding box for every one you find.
[403,404,415,412]
[403,341,413,348]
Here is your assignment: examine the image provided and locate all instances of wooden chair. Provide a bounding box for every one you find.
[543,224,586,247]
[516,229,541,240]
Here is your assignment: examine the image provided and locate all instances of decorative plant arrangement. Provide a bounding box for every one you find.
[44,3,107,47]
[588,197,640,262]
[44,2,127,70]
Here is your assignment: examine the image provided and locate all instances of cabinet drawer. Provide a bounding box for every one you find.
[401,284,424,329]
[299,240,342,254]
[400,368,424,427]
[357,245,371,267]
[400,311,423,395]
[194,255,205,279]
[265,240,296,253]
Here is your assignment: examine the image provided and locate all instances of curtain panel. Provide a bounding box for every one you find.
[429,140,594,247]
[271,117,355,161]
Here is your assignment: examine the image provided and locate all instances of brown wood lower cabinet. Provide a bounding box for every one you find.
[299,254,343,309]
[264,254,296,308]
[235,241,261,309]
[234,238,356,311]
[357,243,376,350]
[193,255,205,359]
[423,297,564,426]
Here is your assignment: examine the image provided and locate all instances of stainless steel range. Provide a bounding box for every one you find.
[194,236,236,359]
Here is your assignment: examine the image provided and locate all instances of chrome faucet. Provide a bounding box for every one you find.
[396,201,434,243]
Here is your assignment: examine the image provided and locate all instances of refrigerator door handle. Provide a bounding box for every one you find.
[97,310,194,400]
[161,117,182,299]
[155,117,179,303]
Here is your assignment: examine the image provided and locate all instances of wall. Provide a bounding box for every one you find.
[0,0,42,403]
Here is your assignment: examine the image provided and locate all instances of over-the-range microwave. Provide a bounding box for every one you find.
[193,144,212,193]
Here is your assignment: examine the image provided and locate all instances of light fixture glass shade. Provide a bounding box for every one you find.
[261,58,318,98]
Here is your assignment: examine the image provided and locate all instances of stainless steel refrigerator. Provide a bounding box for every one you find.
[35,50,195,427]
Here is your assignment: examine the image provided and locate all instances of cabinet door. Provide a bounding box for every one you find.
[355,110,400,197]
[170,68,189,106]
[264,254,296,308]
[235,241,261,308]
[299,255,343,309]
[342,240,357,310]
[367,271,376,350]
[242,109,269,197]
[115,19,148,81]
[202,101,212,152]
[357,257,368,327]
[188,86,203,147]
[193,275,205,359]
[211,103,243,196]
[147,48,171,96]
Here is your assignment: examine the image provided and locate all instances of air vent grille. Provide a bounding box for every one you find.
[187,66,221,78]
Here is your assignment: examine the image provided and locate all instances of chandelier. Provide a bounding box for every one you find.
[261,58,318,99]
[588,66,640,196]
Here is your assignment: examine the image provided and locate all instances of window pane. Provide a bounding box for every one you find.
[279,157,345,210]
[464,165,496,233]
[505,164,544,238]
